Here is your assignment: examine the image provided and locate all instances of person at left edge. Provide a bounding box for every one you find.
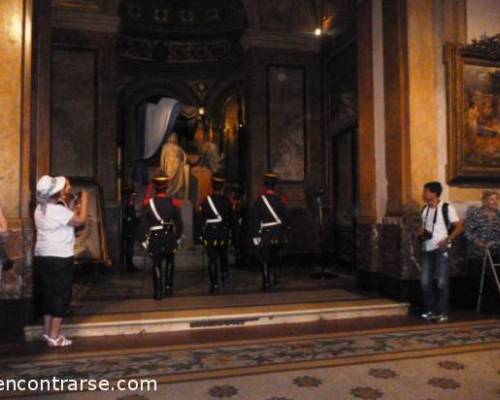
[140,176,183,299]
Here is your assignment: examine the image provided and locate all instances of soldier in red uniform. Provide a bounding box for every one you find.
[199,175,233,294]
[140,176,183,299]
[251,172,289,291]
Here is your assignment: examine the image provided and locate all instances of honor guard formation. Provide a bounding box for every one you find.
[134,172,289,299]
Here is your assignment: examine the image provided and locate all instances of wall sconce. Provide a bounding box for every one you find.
[314,27,322,37]
[198,107,205,116]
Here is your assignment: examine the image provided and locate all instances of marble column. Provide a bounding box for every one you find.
[0,0,34,341]
[371,0,472,307]
[356,0,382,286]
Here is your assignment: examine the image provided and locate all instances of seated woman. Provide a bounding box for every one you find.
[34,175,89,347]
[464,190,500,307]
[465,190,500,256]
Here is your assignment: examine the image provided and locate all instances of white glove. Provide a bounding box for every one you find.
[253,237,261,246]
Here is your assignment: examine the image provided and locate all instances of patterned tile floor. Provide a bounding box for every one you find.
[155,349,500,400]
[2,319,499,399]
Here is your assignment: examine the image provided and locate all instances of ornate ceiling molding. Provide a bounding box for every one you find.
[119,35,242,63]
[52,0,104,13]
[119,0,247,39]
[52,9,120,32]
[52,0,121,15]
[240,29,321,52]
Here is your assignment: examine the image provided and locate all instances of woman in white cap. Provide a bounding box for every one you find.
[34,175,89,347]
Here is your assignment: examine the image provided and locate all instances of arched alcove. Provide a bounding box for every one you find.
[118,78,200,185]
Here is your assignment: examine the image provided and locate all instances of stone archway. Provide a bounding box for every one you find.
[204,75,245,183]
[118,78,200,174]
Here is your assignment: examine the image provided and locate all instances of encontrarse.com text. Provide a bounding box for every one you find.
[0,378,158,392]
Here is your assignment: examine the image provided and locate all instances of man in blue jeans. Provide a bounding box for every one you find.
[418,182,463,323]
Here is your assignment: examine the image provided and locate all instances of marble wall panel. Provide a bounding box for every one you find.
[0,0,24,217]
[245,46,321,254]
[51,47,97,179]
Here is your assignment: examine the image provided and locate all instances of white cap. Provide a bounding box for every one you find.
[36,175,66,198]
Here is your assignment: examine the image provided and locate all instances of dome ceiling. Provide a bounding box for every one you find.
[117,0,356,65]
[118,0,247,64]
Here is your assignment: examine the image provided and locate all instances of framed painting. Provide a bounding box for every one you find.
[70,179,112,266]
[267,65,306,182]
[445,35,500,185]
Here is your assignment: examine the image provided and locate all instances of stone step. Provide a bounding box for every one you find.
[24,297,409,340]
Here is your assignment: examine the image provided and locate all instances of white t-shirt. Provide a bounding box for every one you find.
[34,203,75,258]
[421,201,460,252]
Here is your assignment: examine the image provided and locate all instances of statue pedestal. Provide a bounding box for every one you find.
[180,201,193,248]
[175,201,204,271]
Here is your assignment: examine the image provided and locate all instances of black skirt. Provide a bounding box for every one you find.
[34,256,74,318]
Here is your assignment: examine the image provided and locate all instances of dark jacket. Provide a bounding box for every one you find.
[199,193,233,243]
[140,195,183,240]
[200,193,233,227]
[250,190,288,238]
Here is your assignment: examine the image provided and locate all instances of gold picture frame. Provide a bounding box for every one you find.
[71,180,112,266]
[445,35,500,185]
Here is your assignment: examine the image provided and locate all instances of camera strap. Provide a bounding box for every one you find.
[423,202,439,234]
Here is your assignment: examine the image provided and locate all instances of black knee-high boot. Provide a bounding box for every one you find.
[272,261,279,285]
[262,261,270,291]
[268,262,275,288]
[272,247,281,285]
[208,255,220,293]
[160,258,166,298]
[165,255,174,295]
[152,258,163,300]
[220,248,229,283]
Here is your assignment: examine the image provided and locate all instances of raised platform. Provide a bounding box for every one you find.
[24,289,409,340]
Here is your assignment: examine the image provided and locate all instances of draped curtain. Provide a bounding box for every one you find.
[143,97,181,159]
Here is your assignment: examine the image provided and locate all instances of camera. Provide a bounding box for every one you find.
[67,191,82,210]
[418,229,433,243]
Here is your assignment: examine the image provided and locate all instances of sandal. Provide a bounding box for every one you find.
[46,335,73,348]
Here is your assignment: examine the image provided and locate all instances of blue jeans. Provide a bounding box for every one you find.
[421,249,451,315]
